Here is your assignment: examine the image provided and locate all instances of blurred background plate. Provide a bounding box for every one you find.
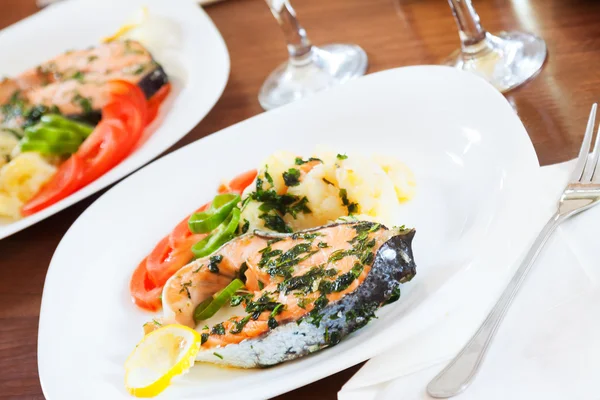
[0,0,230,239]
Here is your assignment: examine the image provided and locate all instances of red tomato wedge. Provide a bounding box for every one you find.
[130,258,163,312]
[168,202,210,249]
[218,169,257,194]
[21,155,83,216]
[76,119,126,188]
[146,83,171,125]
[103,81,147,154]
[146,236,197,287]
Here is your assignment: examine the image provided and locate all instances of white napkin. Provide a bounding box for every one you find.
[339,160,600,400]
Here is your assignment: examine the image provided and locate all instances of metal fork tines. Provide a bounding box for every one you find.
[426,103,600,398]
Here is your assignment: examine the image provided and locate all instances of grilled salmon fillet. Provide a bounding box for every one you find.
[0,39,168,128]
[146,221,417,368]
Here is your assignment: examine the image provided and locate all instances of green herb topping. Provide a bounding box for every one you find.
[208,255,223,273]
[282,168,301,187]
[211,323,226,335]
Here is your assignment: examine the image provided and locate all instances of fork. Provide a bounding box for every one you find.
[427,104,600,398]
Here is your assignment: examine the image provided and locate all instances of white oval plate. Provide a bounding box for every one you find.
[0,0,229,239]
[38,66,539,400]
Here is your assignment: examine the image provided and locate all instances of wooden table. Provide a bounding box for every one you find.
[1,0,599,398]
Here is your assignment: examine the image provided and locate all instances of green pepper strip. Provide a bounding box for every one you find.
[192,208,241,259]
[188,193,240,234]
[24,125,82,143]
[194,279,245,323]
[40,114,94,138]
[19,137,81,155]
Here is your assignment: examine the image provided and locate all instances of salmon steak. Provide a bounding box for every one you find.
[0,39,168,129]
[147,221,417,368]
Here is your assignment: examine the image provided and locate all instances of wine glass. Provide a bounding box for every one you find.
[258,0,368,110]
[445,0,547,92]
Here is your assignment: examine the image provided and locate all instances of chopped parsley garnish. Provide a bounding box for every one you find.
[124,39,145,55]
[259,213,291,233]
[192,263,204,273]
[200,333,209,345]
[257,280,264,290]
[87,55,98,63]
[278,266,337,294]
[325,329,341,345]
[70,71,85,82]
[282,168,301,187]
[258,242,318,279]
[211,323,226,335]
[270,303,284,317]
[306,294,329,327]
[264,169,274,185]
[179,280,193,299]
[240,219,250,234]
[295,157,323,165]
[213,352,223,360]
[208,255,223,273]
[317,242,329,249]
[230,293,252,307]
[238,262,248,283]
[230,315,251,334]
[384,286,401,305]
[322,177,335,186]
[248,173,312,232]
[72,93,93,113]
[338,188,359,215]
[132,65,146,75]
[268,317,278,329]
[245,293,280,320]
[337,154,348,160]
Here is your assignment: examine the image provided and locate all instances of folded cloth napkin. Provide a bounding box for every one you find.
[339,160,600,400]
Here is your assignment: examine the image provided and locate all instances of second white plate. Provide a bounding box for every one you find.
[38,66,539,399]
[0,0,229,239]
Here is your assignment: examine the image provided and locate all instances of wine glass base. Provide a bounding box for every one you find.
[258,44,368,110]
[444,31,547,93]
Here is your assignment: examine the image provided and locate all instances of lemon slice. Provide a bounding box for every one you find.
[125,324,200,398]
[103,6,149,43]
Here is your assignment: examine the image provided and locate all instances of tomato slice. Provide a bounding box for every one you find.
[76,119,126,189]
[108,80,147,114]
[146,83,171,125]
[168,202,210,249]
[21,154,83,216]
[146,236,196,286]
[130,258,163,312]
[218,169,257,194]
[103,82,147,153]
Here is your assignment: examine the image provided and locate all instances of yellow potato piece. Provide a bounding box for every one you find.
[0,191,23,219]
[0,152,57,203]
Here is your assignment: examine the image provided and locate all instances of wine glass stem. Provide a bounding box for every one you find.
[447,0,488,54]
[266,0,313,65]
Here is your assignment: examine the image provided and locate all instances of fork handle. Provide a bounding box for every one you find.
[427,211,564,398]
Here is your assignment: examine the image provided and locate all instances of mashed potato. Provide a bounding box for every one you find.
[0,152,57,219]
[240,148,416,232]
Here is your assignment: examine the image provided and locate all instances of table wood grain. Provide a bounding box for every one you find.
[1,0,599,398]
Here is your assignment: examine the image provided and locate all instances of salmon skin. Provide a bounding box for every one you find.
[151,221,417,368]
[0,39,168,129]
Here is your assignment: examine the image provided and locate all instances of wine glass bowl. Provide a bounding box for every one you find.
[445,0,546,93]
[259,44,367,110]
[259,0,368,110]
